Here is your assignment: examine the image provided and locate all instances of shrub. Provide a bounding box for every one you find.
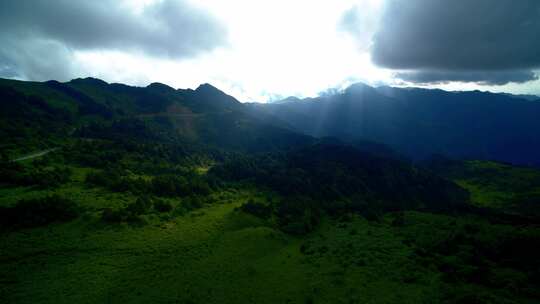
[0,164,71,188]
[126,196,152,215]
[36,166,72,188]
[391,212,406,227]
[153,199,173,213]
[238,199,272,219]
[276,197,320,235]
[86,169,121,188]
[191,179,211,196]
[0,195,79,230]
[183,196,204,210]
[101,196,157,224]
[101,208,124,223]
[151,175,179,196]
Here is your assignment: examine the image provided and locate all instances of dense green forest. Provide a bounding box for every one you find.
[1,78,539,303]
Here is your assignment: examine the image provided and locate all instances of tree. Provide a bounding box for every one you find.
[127,196,153,215]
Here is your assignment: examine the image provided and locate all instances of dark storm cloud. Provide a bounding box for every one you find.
[0,54,19,79]
[0,36,78,81]
[0,0,227,80]
[372,0,540,70]
[367,0,540,85]
[0,0,227,58]
[395,70,538,86]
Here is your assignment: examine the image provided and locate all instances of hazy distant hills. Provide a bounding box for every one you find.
[501,93,540,101]
[248,83,540,166]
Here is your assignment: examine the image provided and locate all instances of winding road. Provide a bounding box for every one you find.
[11,148,60,162]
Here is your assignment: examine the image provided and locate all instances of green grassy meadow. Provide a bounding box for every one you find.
[2,160,538,304]
[434,160,540,215]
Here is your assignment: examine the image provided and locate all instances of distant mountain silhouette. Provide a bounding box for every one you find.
[501,93,539,101]
[248,83,540,166]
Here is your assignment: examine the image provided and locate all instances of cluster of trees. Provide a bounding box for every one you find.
[423,155,540,216]
[0,160,71,189]
[0,85,73,147]
[214,144,471,234]
[238,199,272,219]
[101,195,209,224]
[397,214,540,301]
[76,119,166,143]
[86,169,215,198]
[64,141,125,168]
[424,156,540,191]
[0,195,79,231]
[64,139,227,171]
[275,196,322,235]
[45,80,114,119]
[213,144,469,211]
[101,196,172,223]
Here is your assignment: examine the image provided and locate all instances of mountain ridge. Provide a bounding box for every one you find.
[0,77,312,154]
[3,76,540,166]
[249,82,540,166]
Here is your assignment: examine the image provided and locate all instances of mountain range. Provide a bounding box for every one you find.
[249,83,540,166]
[2,77,540,167]
[0,77,311,155]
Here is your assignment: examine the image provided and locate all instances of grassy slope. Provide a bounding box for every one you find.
[0,212,435,303]
[2,157,539,303]
[0,165,442,304]
[448,161,540,214]
[1,195,537,302]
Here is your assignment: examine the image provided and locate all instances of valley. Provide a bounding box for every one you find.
[1,78,539,304]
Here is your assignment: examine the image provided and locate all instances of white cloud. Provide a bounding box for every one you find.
[52,0,391,102]
[1,0,538,101]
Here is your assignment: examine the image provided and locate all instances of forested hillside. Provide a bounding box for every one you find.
[0,77,311,156]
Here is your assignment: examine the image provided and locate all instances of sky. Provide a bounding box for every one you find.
[0,0,539,102]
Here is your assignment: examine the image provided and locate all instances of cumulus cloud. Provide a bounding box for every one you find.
[0,0,227,80]
[368,0,540,85]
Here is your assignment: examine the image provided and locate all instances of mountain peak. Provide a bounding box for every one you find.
[196,83,221,93]
[344,82,376,95]
[147,82,175,92]
[273,96,302,104]
[185,82,243,112]
[69,77,108,86]
[194,83,240,103]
